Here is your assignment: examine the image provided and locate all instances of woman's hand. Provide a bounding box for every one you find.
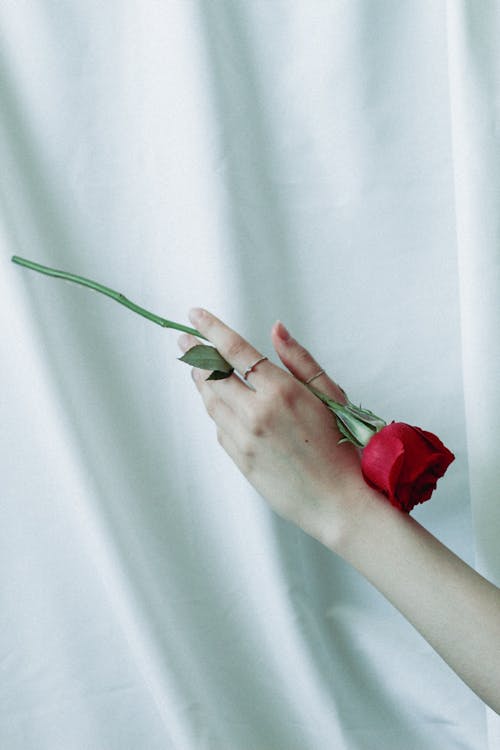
[178,308,367,547]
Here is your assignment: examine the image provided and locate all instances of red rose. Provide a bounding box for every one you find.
[360,421,455,513]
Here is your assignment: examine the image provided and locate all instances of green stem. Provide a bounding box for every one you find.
[305,382,387,448]
[12,256,387,449]
[11,255,208,341]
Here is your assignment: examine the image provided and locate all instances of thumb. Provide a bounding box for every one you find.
[271,320,348,405]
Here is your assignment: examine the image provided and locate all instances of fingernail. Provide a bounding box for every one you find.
[276,320,291,342]
[189,307,205,325]
[178,334,191,351]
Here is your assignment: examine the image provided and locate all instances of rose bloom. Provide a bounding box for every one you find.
[360,422,456,513]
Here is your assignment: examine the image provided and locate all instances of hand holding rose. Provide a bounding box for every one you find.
[178,309,381,547]
[179,309,455,530]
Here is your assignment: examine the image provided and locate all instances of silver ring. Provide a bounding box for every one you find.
[304,369,325,385]
[243,356,268,381]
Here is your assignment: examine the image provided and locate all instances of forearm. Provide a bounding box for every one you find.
[325,483,500,715]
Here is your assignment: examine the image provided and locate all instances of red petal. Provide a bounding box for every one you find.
[360,422,455,513]
[361,431,405,503]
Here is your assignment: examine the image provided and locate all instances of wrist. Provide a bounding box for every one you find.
[312,477,389,555]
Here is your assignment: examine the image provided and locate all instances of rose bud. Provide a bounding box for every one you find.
[360,422,456,513]
[304,384,455,514]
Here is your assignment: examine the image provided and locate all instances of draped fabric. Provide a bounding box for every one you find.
[2,2,499,748]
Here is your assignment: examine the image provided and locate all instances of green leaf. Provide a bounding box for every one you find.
[177,344,233,373]
[206,369,233,381]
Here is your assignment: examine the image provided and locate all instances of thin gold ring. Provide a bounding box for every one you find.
[243,356,269,380]
[304,369,325,385]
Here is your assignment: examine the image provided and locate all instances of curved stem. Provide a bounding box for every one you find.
[11,255,208,341]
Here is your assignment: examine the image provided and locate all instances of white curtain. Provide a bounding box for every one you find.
[2,2,499,748]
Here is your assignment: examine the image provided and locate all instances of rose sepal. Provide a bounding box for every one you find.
[304,383,387,448]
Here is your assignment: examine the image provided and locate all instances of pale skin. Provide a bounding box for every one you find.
[178,306,500,716]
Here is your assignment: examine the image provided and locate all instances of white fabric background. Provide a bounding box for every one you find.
[1,1,499,748]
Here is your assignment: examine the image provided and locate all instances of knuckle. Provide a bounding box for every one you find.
[297,350,323,379]
[296,345,314,365]
[226,337,246,360]
[271,381,296,406]
[240,436,256,459]
[247,411,266,437]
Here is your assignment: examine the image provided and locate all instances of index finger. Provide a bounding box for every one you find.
[188,307,286,391]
